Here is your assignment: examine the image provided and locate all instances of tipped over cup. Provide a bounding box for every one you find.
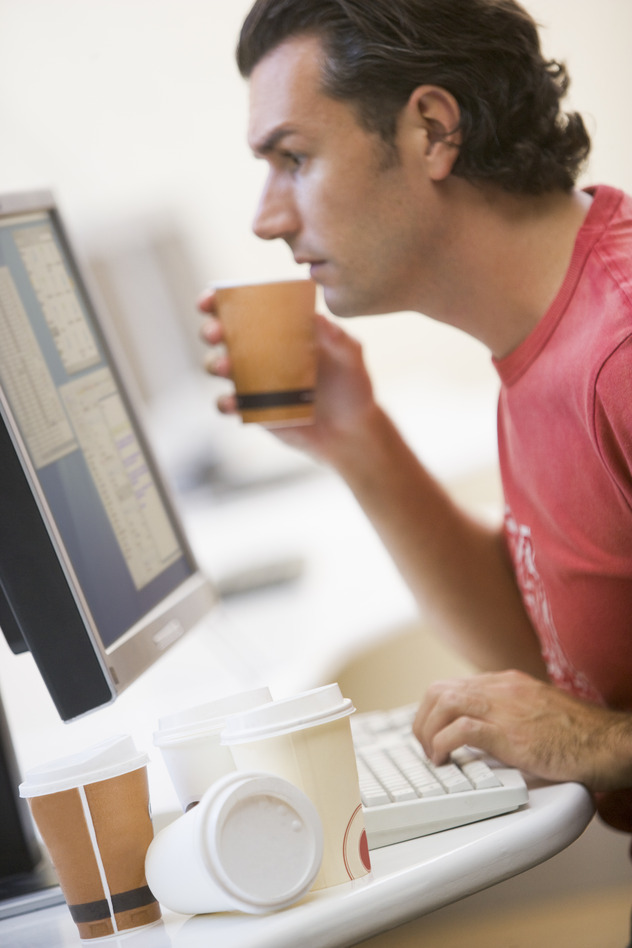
[145,770,323,915]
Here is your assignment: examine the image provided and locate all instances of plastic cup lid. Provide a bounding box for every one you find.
[153,687,272,747]
[199,770,323,912]
[221,683,354,745]
[19,735,148,797]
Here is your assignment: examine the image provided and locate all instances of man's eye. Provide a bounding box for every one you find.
[282,151,304,169]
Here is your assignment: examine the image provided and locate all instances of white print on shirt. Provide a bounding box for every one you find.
[504,508,602,704]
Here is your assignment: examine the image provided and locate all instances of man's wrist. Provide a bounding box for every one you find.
[323,401,393,476]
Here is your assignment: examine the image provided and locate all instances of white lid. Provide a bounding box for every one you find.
[153,687,272,747]
[221,683,354,745]
[199,771,323,912]
[19,735,148,797]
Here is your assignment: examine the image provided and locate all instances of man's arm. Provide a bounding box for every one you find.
[322,391,546,677]
[201,303,546,678]
[201,303,632,793]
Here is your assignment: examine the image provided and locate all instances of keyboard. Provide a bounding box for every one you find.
[351,705,529,849]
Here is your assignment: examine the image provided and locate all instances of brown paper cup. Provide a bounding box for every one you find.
[214,278,317,427]
[20,736,160,940]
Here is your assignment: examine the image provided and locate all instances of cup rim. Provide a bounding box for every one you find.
[212,276,314,290]
[18,735,148,797]
[153,687,273,746]
[153,718,225,747]
[221,683,354,745]
[197,770,323,912]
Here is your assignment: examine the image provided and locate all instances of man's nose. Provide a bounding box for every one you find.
[252,175,299,241]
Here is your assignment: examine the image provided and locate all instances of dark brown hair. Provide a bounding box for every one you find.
[237,0,590,195]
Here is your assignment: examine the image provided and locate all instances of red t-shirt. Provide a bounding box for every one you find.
[494,185,632,832]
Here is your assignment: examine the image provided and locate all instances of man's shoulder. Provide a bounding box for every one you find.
[588,184,632,230]
[584,185,632,292]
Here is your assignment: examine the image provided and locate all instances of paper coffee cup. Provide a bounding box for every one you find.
[19,736,160,941]
[214,278,317,427]
[153,687,272,812]
[145,770,323,915]
[221,683,371,890]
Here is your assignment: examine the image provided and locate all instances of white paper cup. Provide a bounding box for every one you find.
[221,684,371,890]
[19,736,160,941]
[144,771,323,915]
[153,687,272,812]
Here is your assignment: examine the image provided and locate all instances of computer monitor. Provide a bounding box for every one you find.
[0,189,217,909]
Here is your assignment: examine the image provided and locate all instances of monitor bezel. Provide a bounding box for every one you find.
[0,189,216,721]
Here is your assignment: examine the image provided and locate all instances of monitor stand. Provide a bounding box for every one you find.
[0,689,63,919]
[0,857,62,920]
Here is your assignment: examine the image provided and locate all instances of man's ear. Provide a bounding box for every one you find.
[402,85,462,180]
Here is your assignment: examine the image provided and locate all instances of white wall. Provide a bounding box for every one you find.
[2,0,632,391]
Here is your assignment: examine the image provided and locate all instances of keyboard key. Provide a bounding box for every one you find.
[359,749,418,801]
[430,762,473,794]
[450,747,502,789]
[384,745,444,797]
[356,758,391,806]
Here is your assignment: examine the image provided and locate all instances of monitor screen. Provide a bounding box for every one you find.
[0,189,216,721]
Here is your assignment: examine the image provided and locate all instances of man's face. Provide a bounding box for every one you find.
[248,35,439,317]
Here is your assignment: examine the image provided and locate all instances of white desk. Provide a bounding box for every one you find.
[0,780,593,948]
[0,400,596,947]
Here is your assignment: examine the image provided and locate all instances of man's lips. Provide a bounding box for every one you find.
[294,257,327,279]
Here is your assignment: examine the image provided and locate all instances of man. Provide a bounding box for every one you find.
[200,0,632,848]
